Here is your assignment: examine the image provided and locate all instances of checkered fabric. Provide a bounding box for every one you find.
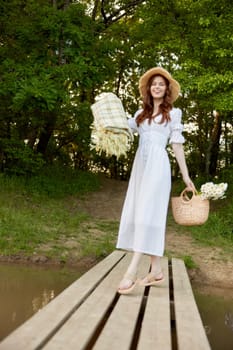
[90,93,133,158]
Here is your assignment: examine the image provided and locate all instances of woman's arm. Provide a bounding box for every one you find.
[172,143,196,191]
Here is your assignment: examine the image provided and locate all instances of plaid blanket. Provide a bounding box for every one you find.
[90,93,133,158]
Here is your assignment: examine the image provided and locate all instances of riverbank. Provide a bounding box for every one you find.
[1,176,232,294]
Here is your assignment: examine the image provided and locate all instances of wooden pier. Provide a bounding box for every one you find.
[0,251,211,350]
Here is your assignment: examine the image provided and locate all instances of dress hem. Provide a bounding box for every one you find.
[116,247,163,258]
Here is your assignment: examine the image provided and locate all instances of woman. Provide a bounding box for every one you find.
[116,67,195,294]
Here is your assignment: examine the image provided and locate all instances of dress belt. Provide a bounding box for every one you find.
[139,132,167,148]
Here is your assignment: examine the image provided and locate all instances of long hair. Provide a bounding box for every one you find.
[136,74,173,126]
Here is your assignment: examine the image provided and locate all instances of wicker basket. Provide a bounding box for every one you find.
[171,188,209,226]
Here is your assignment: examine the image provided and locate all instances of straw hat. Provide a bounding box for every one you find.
[139,67,180,102]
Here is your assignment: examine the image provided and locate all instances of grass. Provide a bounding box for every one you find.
[167,197,233,256]
[0,166,232,265]
[167,172,233,267]
[181,255,198,269]
[170,172,233,251]
[0,165,100,199]
[0,167,118,263]
[165,248,198,269]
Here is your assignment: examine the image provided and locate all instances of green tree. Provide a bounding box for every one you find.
[0,0,232,179]
[124,0,233,178]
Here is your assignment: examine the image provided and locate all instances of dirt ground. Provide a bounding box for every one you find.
[1,176,232,297]
[78,176,233,296]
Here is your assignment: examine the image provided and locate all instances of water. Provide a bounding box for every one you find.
[194,287,233,350]
[0,263,81,341]
[0,264,233,349]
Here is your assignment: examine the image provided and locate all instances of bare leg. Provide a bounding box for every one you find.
[140,255,164,286]
[150,255,163,276]
[118,252,142,291]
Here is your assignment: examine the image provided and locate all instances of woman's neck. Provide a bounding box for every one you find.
[153,99,162,115]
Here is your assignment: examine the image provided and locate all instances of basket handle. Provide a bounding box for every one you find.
[180,188,198,203]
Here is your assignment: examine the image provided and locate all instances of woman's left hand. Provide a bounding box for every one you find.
[183,176,196,192]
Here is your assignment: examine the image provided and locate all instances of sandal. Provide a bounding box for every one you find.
[139,271,164,287]
[117,272,137,295]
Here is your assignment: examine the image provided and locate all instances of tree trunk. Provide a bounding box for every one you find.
[36,113,56,156]
[230,138,233,165]
[208,111,222,176]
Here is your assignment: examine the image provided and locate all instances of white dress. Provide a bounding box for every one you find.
[116,107,185,257]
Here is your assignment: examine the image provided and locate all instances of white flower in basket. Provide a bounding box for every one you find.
[200,182,228,200]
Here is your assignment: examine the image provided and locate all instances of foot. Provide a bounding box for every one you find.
[118,273,137,295]
[139,271,164,286]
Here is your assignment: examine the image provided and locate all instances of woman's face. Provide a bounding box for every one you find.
[150,75,167,100]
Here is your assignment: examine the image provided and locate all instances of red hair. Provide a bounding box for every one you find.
[136,74,173,126]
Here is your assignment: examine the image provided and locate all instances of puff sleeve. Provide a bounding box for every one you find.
[127,109,142,132]
[169,108,185,144]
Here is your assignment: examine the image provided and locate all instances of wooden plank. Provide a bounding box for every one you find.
[0,251,125,350]
[92,255,151,350]
[137,257,171,350]
[172,258,211,350]
[43,253,135,349]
